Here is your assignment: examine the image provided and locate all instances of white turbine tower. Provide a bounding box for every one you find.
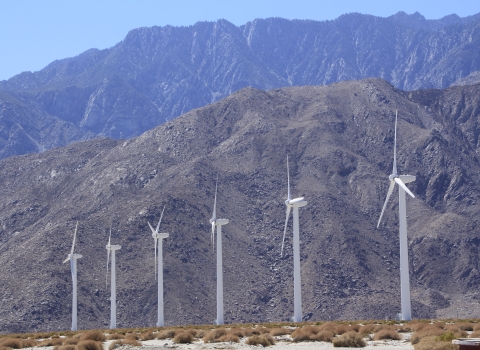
[377,111,416,321]
[281,155,307,323]
[147,206,169,327]
[106,228,122,329]
[209,178,229,325]
[63,221,81,331]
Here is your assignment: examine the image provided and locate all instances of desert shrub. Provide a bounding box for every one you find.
[373,329,402,341]
[80,330,106,342]
[469,330,480,338]
[335,325,353,335]
[332,331,366,347]
[62,338,78,346]
[186,329,197,337]
[414,336,458,350]
[269,328,292,336]
[124,333,139,341]
[291,326,321,342]
[156,329,176,339]
[474,323,480,331]
[311,331,335,342]
[53,345,76,350]
[172,332,193,344]
[108,339,141,350]
[350,324,360,332]
[229,328,245,337]
[138,331,154,341]
[359,324,375,335]
[76,340,103,350]
[245,334,275,347]
[411,326,445,345]
[38,338,63,347]
[194,329,207,339]
[319,322,338,333]
[457,323,474,331]
[202,328,227,343]
[20,339,37,348]
[106,334,124,341]
[0,339,21,349]
[0,347,12,350]
[242,328,254,337]
[256,327,271,334]
[217,334,240,343]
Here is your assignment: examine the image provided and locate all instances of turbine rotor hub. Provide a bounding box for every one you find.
[389,174,397,182]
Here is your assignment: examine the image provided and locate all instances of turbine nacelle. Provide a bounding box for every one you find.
[152,232,169,239]
[106,244,122,251]
[63,253,83,264]
[215,218,229,226]
[286,197,307,207]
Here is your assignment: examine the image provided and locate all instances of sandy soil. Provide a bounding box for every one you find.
[133,336,415,350]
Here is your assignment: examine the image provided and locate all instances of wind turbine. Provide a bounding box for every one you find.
[63,221,81,331]
[147,206,169,327]
[106,228,122,329]
[282,155,307,323]
[377,110,416,321]
[209,178,229,325]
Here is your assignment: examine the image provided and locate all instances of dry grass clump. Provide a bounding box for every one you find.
[80,330,106,342]
[53,345,76,350]
[202,328,228,343]
[414,336,458,350]
[470,330,480,338]
[474,323,480,331]
[0,339,21,349]
[173,332,194,344]
[358,324,375,335]
[76,340,103,350]
[242,328,254,337]
[38,338,63,347]
[20,339,37,348]
[62,338,79,346]
[319,322,337,333]
[156,329,176,339]
[108,339,141,350]
[229,328,245,337]
[349,324,360,332]
[291,326,321,342]
[373,329,402,341]
[106,334,124,341]
[139,331,154,341]
[217,334,240,343]
[194,329,207,339]
[332,331,366,347]
[335,324,353,335]
[269,328,292,336]
[410,326,447,345]
[245,334,275,347]
[311,331,335,342]
[124,333,139,341]
[457,322,474,331]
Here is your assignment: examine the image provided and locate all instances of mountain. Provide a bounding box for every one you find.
[2,12,480,159]
[1,78,480,333]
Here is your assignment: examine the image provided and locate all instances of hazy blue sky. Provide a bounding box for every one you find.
[1,0,480,81]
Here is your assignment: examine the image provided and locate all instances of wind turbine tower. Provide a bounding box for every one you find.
[210,179,229,325]
[148,206,169,327]
[282,155,307,322]
[106,229,122,329]
[63,221,81,331]
[377,111,416,321]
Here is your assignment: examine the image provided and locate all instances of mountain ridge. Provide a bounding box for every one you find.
[1,78,479,333]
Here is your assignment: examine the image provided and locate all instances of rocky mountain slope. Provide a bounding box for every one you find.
[2,12,480,159]
[0,78,479,333]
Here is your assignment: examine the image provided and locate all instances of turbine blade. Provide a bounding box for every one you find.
[70,221,78,255]
[70,259,74,281]
[63,257,70,264]
[287,155,291,201]
[394,177,415,198]
[147,221,156,234]
[106,227,111,288]
[213,177,218,220]
[377,180,395,228]
[154,237,157,281]
[156,205,166,233]
[281,206,292,257]
[393,110,398,175]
